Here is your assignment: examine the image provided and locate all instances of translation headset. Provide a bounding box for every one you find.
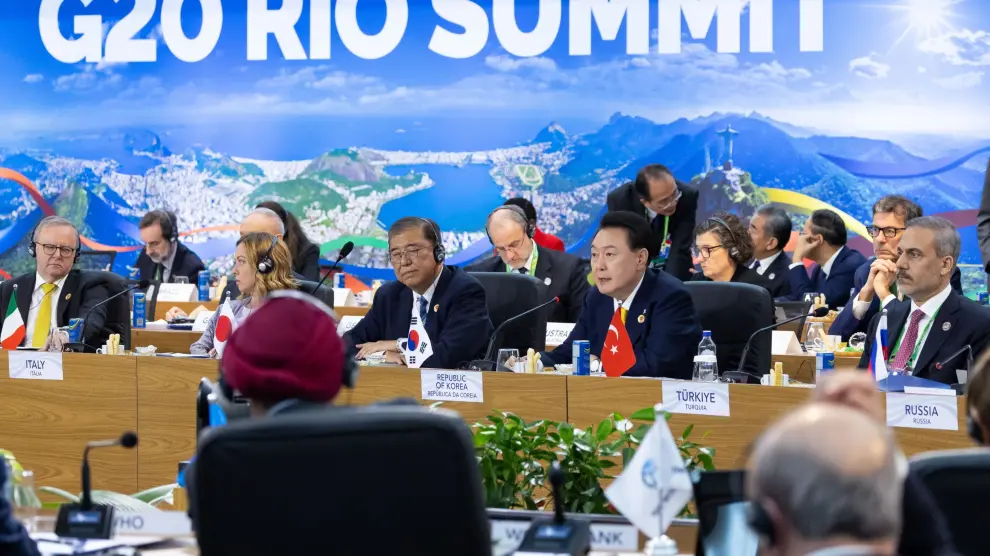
[708,216,741,259]
[216,289,359,401]
[161,210,179,244]
[256,234,278,275]
[485,205,535,243]
[415,217,446,264]
[27,216,82,264]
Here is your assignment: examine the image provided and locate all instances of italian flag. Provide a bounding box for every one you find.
[1,295,25,349]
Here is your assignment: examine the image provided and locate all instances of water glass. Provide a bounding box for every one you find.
[805,322,828,353]
[174,276,190,284]
[13,470,40,533]
[693,354,718,382]
[497,349,520,373]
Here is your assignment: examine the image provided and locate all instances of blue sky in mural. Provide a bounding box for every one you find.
[1,0,988,142]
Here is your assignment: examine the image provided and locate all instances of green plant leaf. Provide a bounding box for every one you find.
[680,423,695,441]
[38,486,79,503]
[596,418,614,442]
[91,491,163,513]
[629,407,655,421]
[131,484,178,505]
[621,447,636,467]
[598,460,617,469]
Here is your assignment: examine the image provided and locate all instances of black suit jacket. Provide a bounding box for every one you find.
[294,240,321,282]
[606,180,697,282]
[749,252,792,298]
[344,266,494,369]
[783,246,868,309]
[690,264,774,294]
[0,269,110,349]
[465,244,590,323]
[858,289,990,384]
[542,269,702,378]
[136,241,206,284]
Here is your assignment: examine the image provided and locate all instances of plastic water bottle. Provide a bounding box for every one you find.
[693,331,718,382]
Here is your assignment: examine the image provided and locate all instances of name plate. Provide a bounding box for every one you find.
[9,351,63,381]
[336,315,363,336]
[192,310,215,332]
[661,381,730,417]
[116,511,192,536]
[545,322,574,346]
[421,369,483,403]
[491,520,638,553]
[333,288,356,307]
[886,393,959,431]
[156,283,197,302]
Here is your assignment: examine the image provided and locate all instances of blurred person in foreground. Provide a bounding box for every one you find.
[503,197,565,252]
[747,401,902,556]
[0,455,40,556]
[255,201,321,281]
[814,372,957,556]
[967,349,990,446]
[174,233,298,357]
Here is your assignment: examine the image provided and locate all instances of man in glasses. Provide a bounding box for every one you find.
[345,217,493,367]
[0,216,111,349]
[606,164,697,281]
[830,196,962,340]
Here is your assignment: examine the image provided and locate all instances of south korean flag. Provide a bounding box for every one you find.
[404,316,434,368]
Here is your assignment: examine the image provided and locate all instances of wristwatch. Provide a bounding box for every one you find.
[395,339,404,353]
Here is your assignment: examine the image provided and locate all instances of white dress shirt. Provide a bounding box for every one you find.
[508,240,538,274]
[24,272,68,346]
[790,246,844,276]
[613,273,645,313]
[410,267,444,325]
[159,242,178,282]
[751,251,782,275]
[892,284,952,366]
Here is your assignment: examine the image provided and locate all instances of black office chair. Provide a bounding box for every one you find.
[467,271,549,355]
[190,406,491,556]
[683,282,774,380]
[76,249,117,272]
[83,270,130,351]
[910,448,990,556]
[693,470,759,556]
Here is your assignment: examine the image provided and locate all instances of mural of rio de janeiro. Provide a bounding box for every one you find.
[0,0,988,290]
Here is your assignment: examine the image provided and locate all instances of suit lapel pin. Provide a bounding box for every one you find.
[433,304,439,313]
[544,277,552,286]
[65,293,71,301]
[942,322,951,332]
[769,273,775,280]
[637,314,645,324]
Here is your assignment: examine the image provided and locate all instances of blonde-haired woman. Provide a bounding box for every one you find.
[182,233,298,357]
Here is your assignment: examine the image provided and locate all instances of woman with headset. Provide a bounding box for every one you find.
[186,233,298,357]
[690,211,773,293]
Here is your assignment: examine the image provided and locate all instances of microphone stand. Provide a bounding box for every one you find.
[468,297,558,372]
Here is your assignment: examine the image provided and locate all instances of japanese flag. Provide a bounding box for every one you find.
[404,315,433,368]
[213,298,237,358]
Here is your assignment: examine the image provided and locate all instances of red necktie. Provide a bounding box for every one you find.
[891,309,925,371]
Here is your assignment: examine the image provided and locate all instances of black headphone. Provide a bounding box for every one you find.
[708,216,741,259]
[27,215,81,264]
[416,217,446,264]
[747,500,776,546]
[256,234,278,274]
[485,205,536,243]
[162,210,179,244]
[216,290,359,401]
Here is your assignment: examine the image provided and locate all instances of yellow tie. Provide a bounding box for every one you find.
[621,307,627,325]
[32,283,56,348]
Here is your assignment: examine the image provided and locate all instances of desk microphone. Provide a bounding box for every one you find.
[515,461,591,554]
[65,280,150,353]
[935,344,972,372]
[55,431,139,540]
[734,306,829,377]
[312,241,354,295]
[469,297,559,372]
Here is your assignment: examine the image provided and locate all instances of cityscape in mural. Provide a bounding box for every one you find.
[0,1,988,287]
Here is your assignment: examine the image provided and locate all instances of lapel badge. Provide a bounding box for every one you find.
[637,314,646,324]
[65,293,71,301]
[942,322,951,332]
[433,304,439,313]
[768,273,775,280]
[544,277,552,286]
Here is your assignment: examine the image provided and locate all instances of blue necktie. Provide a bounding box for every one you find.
[418,296,429,325]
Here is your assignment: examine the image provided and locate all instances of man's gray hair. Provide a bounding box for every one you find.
[906,216,960,261]
[486,206,529,236]
[33,215,79,243]
[250,207,285,236]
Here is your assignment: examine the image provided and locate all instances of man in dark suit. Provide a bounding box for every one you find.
[0,455,40,556]
[783,209,867,309]
[345,217,493,368]
[466,205,589,323]
[747,204,793,297]
[541,211,701,378]
[136,210,205,283]
[859,217,990,384]
[606,164,697,281]
[0,216,110,350]
[831,196,963,340]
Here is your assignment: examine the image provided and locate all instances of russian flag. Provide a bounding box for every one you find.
[870,310,889,381]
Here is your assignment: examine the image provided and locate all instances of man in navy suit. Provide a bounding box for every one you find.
[831,196,963,341]
[859,217,990,384]
[747,204,794,298]
[345,217,493,368]
[541,211,701,378]
[783,209,867,309]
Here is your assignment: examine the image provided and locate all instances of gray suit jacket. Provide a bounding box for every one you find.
[190,298,252,355]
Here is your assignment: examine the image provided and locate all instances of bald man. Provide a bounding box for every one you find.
[241,207,285,238]
[747,403,902,556]
[467,205,589,323]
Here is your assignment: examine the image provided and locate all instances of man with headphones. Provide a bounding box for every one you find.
[136,209,206,284]
[345,217,493,368]
[466,203,589,323]
[0,216,111,349]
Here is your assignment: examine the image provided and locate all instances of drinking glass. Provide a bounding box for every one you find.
[174,276,190,284]
[497,349,520,373]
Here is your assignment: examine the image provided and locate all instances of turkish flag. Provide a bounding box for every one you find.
[601,308,636,377]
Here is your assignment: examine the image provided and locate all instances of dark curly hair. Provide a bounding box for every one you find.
[694,211,753,265]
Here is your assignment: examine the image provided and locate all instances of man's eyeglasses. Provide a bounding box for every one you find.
[388,245,428,264]
[36,243,76,258]
[692,245,724,259]
[494,238,528,256]
[653,189,682,210]
[866,226,905,239]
